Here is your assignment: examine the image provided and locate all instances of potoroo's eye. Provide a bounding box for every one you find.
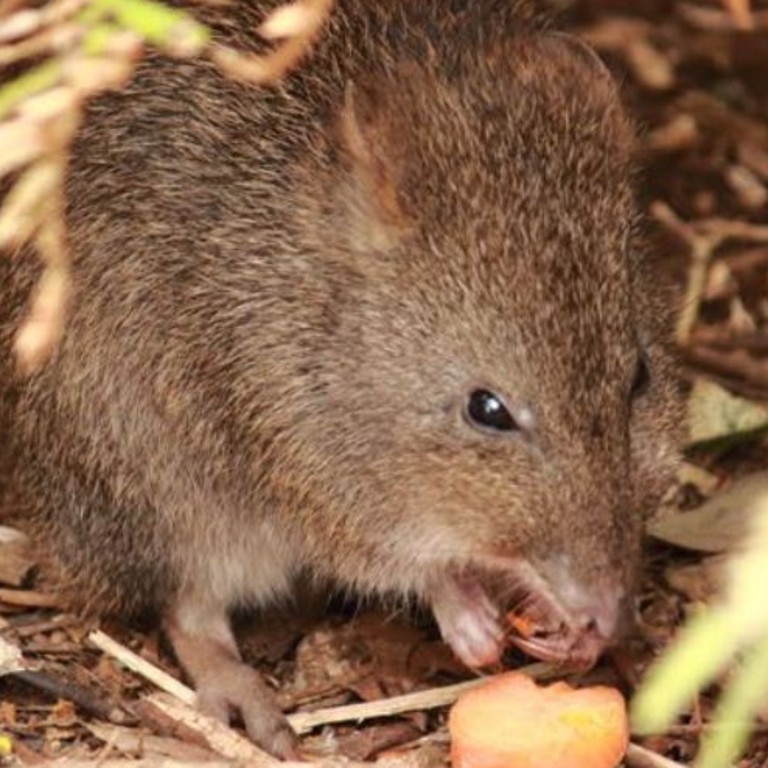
[465,389,518,433]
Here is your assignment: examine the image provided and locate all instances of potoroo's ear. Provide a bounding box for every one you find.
[335,80,414,253]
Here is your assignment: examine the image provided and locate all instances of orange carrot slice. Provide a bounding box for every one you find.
[449,672,629,768]
[506,612,535,639]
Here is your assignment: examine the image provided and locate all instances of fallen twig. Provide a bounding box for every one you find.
[287,667,551,734]
[626,742,692,768]
[678,1,763,31]
[34,762,253,768]
[686,345,768,390]
[86,722,223,763]
[0,586,59,608]
[88,629,196,705]
[650,201,768,346]
[137,692,292,767]
[13,668,129,723]
[2,632,130,722]
[210,0,333,85]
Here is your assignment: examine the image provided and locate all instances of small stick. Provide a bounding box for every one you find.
[88,630,196,705]
[288,665,551,734]
[2,633,128,722]
[650,202,713,347]
[649,202,768,347]
[9,613,80,638]
[626,743,697,768]
[688,338,761,362]
[682,365,768,402]
[140,692,290,767]
[87,722,222,763]
[24,762,244,768]
[24,759,377,768]
[686,345,768,389]
[695,219,768,243]
[0,586,59,608]
[13,668,127,723]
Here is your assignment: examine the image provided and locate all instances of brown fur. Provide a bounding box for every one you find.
[0,0,682,753]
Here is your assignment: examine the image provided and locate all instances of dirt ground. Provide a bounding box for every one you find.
[2,0,768,766]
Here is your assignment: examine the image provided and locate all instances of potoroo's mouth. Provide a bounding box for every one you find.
[428,559,622,672]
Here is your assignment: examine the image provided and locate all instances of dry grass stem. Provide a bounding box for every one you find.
[210,0,333,84]
[0,120,46,175]
[0,23,80,66]
[62,55,138,94]
[0,160,60,247]
[678,2,768,31]
[0,0,87,44]
[0,0,29,20]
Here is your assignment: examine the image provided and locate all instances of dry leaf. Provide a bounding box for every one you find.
[0,636,23,676]
[648,471,768,553]
[259,1,321,40]
[688,379,768,444]
[677,461,721,495]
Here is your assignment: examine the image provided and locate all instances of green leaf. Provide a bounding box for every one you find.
[696,638,768,768]
[81,23,126,57]
[635,501,768,765]
[0,61,61,120]
[631,610,736,734]
[95,0,208,52]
